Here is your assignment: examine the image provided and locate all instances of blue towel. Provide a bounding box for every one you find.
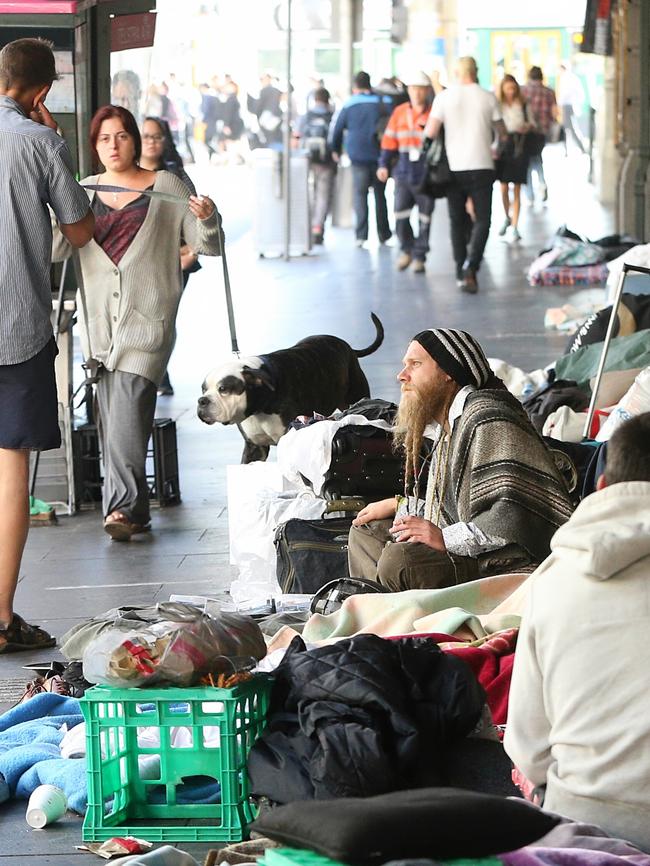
[148,776,221,805]
[0,693,220,813]
[0,693,86,812]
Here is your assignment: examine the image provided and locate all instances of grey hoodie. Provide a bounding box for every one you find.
[505,481,650,852]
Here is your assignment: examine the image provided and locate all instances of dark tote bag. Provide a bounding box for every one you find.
[417,129,451,198]
[524,130,546,157]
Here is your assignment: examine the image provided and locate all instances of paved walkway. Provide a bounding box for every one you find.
[0,146,613,862]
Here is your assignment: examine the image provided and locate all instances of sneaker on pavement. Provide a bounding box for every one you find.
[461,267,479,294]
[411,259,425,273]
[355,239,366,249]
[397,252,412,271]
[505,225,521,243]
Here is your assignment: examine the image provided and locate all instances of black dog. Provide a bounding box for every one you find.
[197,313,384,462]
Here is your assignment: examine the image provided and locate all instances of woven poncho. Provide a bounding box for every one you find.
[432,389,574,564]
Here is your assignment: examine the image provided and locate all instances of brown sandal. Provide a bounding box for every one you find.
[104,511,150,542]
[0,614,56,653]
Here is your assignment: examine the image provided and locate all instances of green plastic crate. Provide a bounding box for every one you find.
[80,676,272,843]
[261,850,503,866]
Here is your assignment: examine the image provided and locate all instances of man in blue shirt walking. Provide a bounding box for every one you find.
[330,71,392,247]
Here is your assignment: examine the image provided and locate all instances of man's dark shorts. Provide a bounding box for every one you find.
[0,339,60,450]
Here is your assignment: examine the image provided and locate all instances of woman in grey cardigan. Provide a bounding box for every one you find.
[53,105,222,541]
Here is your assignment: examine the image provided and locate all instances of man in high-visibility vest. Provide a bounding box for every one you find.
[377,71,435,274]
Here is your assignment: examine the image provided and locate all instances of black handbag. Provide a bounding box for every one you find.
[523,130,545,157]
[274,517,353,594]
[418,130,451,197]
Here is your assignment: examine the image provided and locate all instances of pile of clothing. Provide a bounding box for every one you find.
[528,228,640,287]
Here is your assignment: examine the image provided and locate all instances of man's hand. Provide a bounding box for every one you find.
[352,497,397,527]
[30,101,57,130]
[376,167,389,183]
[389,515,446,551]
[331,151,340,163]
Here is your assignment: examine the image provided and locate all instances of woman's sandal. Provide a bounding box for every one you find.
[0,614,56,653]
[103,511,150,542]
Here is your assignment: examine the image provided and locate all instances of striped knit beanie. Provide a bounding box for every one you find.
[413,328,492,389]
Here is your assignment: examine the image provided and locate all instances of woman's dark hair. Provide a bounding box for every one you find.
[142,116,184,171]
[90,105,141,168]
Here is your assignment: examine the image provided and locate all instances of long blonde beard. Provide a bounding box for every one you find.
[393,381,454,492]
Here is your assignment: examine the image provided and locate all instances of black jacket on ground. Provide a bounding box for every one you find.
[248,634,484,803]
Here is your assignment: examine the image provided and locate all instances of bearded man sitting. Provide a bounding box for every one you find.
[348,328,574,591]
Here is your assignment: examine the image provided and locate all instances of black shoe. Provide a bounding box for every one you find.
[461,267,479,294]
[311,230,324,246]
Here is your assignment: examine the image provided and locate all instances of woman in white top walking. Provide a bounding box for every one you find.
[495,74,532,243]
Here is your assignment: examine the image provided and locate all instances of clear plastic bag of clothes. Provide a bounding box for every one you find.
[82,603,267,687]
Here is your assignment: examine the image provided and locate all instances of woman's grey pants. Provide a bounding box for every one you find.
[96,369,157,524]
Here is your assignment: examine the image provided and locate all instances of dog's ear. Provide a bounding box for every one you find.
[242,366,276,391]
[217,375,246,395]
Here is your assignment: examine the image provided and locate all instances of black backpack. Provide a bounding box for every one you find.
[303,110,332,163]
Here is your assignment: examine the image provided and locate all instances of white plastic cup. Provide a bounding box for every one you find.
[25,784,67,829]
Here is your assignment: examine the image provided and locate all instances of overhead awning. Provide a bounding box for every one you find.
[0,1,78,11]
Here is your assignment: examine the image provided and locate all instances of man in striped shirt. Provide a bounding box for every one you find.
[0,38,94,652]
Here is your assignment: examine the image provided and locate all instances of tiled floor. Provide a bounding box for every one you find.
[0,145,613,862]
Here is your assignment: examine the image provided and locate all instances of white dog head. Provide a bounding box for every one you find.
[197,356,275,425]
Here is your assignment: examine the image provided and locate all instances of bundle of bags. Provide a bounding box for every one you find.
[60,603,267,688]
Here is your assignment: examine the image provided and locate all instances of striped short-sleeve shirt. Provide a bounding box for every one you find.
[0,95,90,365]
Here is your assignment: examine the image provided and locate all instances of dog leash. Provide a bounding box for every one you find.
[82,183,240,356]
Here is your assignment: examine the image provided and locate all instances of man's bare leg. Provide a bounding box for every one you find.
[0,448,30,627]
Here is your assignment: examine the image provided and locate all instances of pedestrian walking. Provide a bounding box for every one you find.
[424,56,506,293]
[377,71,435,273]
[247,73,283,149]
[330,71,393,247]
[199,82,220,161]
[0,38,94,652]
[522,66,557,203]
[139,116,201,397]
[495,74,532,243]
[297,87,336,245]
[558,63,585,154]
[52,105,222,542]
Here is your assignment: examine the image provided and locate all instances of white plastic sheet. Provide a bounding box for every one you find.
[226,462,326,605]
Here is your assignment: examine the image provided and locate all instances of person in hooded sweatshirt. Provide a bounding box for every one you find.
[505,411,650,852]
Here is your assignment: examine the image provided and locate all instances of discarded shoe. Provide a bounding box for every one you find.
[0,614,56,654]
[17,674,71,705]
